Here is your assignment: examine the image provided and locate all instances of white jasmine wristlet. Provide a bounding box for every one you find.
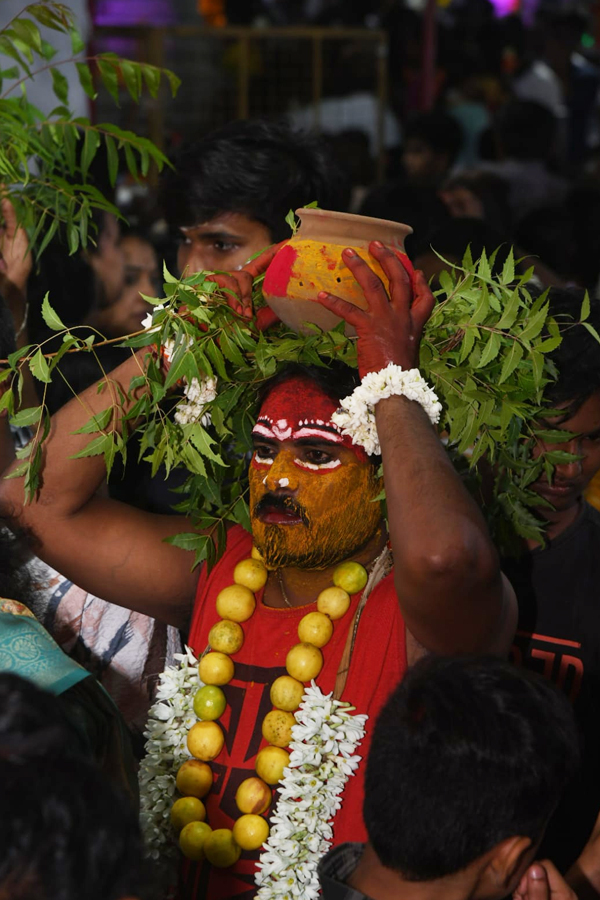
[331,363,442,456]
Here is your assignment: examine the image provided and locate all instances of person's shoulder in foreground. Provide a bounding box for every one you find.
[319,654,580,900]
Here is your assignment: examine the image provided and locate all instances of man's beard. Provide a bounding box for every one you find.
[252,491,381,570]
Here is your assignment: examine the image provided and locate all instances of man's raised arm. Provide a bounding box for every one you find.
[0,350,200,629]
[314,242,517,656]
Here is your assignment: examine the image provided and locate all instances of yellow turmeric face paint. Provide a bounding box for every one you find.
[249,446,382,571]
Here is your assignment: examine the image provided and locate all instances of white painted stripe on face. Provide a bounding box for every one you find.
[294,457,342,470]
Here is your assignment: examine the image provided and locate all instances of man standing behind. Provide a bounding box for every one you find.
[502,287,600,873]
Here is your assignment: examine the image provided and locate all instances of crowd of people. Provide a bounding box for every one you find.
[2,1,600,898]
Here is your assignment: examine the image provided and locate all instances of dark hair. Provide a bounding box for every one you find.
[495,101,558,161]
[543,287,600,410]
[161,118,350,242]
[404,112,464,167]
[0,674,145,900]
[364,655,579,880]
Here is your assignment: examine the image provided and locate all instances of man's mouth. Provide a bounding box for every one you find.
[253,494,308,526]
[534,481,581,499]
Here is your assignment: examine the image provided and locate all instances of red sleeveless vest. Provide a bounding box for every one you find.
[180,526,407,900]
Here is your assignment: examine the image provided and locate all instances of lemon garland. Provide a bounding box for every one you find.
[161,551,366,868]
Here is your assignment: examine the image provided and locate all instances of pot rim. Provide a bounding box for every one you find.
[295,207,413,246]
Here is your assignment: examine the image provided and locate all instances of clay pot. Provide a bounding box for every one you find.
[262,207,413,334]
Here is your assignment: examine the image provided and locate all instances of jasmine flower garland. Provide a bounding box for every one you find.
[139,645,202,864]
[140,654,367,896]
[332,363,442,456]
[255,682,368,900]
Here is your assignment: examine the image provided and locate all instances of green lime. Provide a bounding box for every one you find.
[193,685,227,721]
[333,561,368,594]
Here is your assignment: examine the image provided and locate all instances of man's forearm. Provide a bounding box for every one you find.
[377,394,503,651]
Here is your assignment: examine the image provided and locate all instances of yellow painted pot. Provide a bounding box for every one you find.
[262,208,413,334]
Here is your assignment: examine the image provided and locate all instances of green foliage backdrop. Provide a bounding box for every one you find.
[2,246,593,561]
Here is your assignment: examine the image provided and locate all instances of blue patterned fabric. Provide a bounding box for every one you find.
[0,611,90,695]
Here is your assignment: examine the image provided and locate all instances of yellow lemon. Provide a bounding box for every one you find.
[199,651,234,686]
[332,561,368,594]
[187,721,224,761]
[170,796,206,832]
[179,821,212,861]
[251,545,264,561]
[255,746,290,785]
[209,619,244,655]
[216,584,256,622]
[193,685,227,721]
[297,611,333,647]
[203,828,242,868]
[270,675,305,712]
[285,642,323,682]
[233,814,269,851]
[176,760,213,798]
[233,558,268,592]
[261,709,296,748]
[235,777,272,815]
[317,586,351,620]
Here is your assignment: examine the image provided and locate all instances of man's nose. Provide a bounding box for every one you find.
[554,439,584,481]
[263,450,299,492]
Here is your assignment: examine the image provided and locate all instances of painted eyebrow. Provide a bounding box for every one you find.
[252,437,339,450]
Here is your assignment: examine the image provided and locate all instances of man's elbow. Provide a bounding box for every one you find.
[400,534,500,592]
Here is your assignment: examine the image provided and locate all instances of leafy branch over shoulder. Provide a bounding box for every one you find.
[3,246,595,563]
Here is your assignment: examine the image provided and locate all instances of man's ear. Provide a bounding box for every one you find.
[483,836,533,893]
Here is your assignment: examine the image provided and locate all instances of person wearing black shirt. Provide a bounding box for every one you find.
[501,287,600,872]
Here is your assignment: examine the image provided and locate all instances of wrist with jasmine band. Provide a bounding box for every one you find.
[331,363,442,456]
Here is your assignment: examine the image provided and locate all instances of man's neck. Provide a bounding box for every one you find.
[347,844,481,900]
[263,528,387,609]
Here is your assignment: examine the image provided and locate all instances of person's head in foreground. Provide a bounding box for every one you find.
[161,117,349,275]
[0,673,145,900]
[248,362,383,571]
[320,655,579,900]
[529,288,600,537]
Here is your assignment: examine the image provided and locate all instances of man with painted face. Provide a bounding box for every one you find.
[0,243,517,899]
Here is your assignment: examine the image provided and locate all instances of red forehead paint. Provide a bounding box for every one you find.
[254,375,368,462]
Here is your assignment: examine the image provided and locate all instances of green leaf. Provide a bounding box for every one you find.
[499,341,523,383]
[520,303,549,342]
[97,56,120,105]
[50,67,69,104]
[29,348,51,383]
[533,428,576,443]
[496,288,521,330]
[73,407,113,434]
[285,209,298,235]
[9,405,42,427]
[581,291,590,322]
[583,321,600,344]
[70,27,85,55]
[500,249,515,285]
[543,450,581,464]
[81,128,100,178]
[70,433,113,459]
[41,292,66,331]
[189,424,224,465]
[76,62,96,99]
[477,331,501,368]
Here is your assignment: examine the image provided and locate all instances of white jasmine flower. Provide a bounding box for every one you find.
[332,362,442,456]
[254,681,367,899]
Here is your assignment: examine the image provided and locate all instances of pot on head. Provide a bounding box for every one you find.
[262,208,413,334]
